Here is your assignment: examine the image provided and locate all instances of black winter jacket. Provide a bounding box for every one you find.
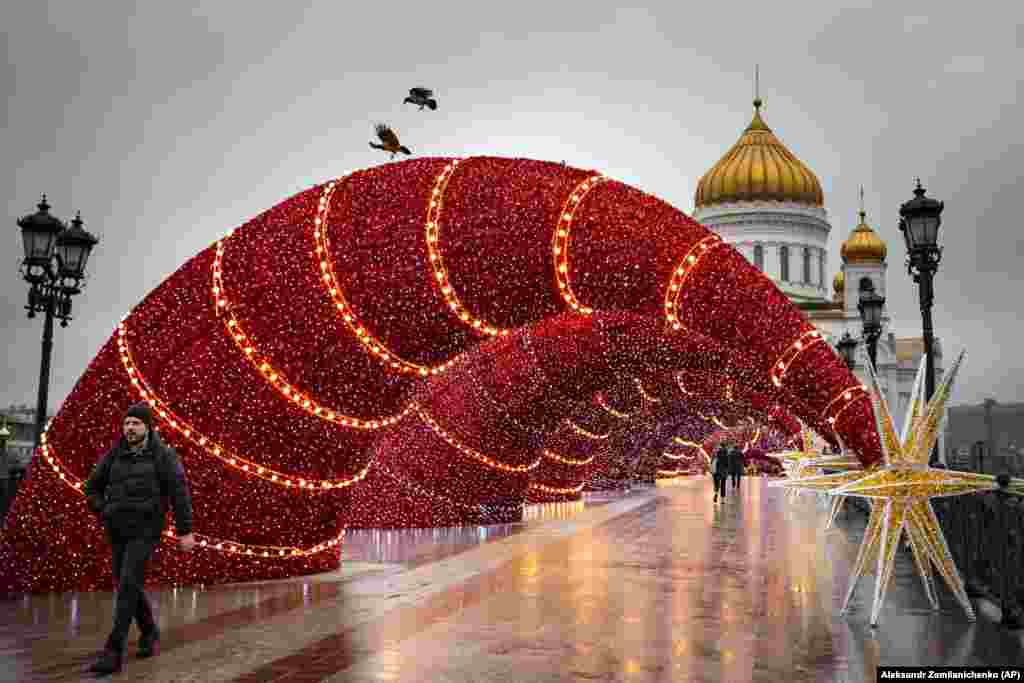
[712,448,730,476]
[84,430,193,538]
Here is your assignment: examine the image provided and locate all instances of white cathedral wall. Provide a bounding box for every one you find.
[694,202,832,302]
[695,201,946,460]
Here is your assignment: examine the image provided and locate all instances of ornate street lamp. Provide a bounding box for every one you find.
[836,331,858,371]
[858,286,885,371]
[900,179,944,465]
[16,196,100,448]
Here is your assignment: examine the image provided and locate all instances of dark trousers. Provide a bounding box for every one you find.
[731,472,742,488]
[104,531,159,652]
[713,475,727,499]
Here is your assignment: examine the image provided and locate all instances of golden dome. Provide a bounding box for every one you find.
[833,270,845,299]
[695,100,824,208]
[841,210,887,263]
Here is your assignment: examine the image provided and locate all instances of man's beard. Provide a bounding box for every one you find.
[127,432,146,446]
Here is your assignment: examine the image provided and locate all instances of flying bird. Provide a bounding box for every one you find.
[403,87,438,110]
[369,123,411,158]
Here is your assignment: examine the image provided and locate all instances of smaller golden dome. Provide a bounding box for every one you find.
[832,270,845,299]
[841,210,887,263]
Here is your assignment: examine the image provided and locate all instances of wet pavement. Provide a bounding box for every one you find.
[1,477,1021,681]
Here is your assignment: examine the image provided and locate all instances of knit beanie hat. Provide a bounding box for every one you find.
[124,402,154,429]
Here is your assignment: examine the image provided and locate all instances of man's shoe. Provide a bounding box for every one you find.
[137,631,160,659]
[87,649,123,675]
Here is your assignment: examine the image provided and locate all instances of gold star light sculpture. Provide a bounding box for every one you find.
[772,423,831,500]
[778,346,1004,626]
[806,432,866,530]
[813,358,926,531]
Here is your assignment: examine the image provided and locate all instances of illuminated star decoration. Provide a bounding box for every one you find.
[818,358,926,530]
[793,431,866,530]
[783,346,1003,626]
[772,422,833,500]
[790,362,928,530]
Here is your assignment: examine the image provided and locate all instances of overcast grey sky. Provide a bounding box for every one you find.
[2,1,1022,412]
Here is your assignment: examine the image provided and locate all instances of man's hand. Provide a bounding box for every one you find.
[178,532,196,552]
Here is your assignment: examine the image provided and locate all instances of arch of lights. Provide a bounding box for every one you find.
[1,157,879,593]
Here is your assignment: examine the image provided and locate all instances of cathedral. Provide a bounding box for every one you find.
[692,93,945,444]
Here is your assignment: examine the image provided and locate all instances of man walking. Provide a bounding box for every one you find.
[712,443,730,502]
[84,402,195,675]
[729,443,745,491]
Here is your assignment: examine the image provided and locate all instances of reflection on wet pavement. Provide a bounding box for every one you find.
[344,499,594,567]
[1,479,1020,682]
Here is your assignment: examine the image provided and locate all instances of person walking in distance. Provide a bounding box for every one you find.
[712,443,730,502]
[729,443,745,492]
[84,402,195,675]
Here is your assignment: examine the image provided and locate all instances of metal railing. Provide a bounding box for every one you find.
[933,474,1023,628]
[844,473,1022,628]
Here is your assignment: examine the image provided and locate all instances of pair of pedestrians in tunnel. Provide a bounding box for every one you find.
[729,443,744,491]
[712,442,744,502]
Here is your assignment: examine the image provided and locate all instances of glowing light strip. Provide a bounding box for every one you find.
[744,427,762,451]
[663,450,694,461]
[597,396,633,419]
[633,377,660,403]
[530,481,585,495]
[565,419,610,440]
[695,410,733,430]
[664,234,726,330]
[673,437,702,448]
[212,238,410,430]
[115,321,374,490]
[657,468,687,477]
[769,330,825,387]
[829,391,872,427]
[821,383,870,420]
[36,435,343,557]
[543,448,596,466]
[314,179,455,376]
[553,174,605,314]
[676,375,694,396]
[415,406,541,473]
[424,159,510,337]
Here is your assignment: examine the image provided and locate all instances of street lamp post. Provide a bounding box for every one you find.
[900,179,944,466]
[16,196,100,449]
[836,331,858,371]
[858,286,885,371]
[973,440,986,474]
